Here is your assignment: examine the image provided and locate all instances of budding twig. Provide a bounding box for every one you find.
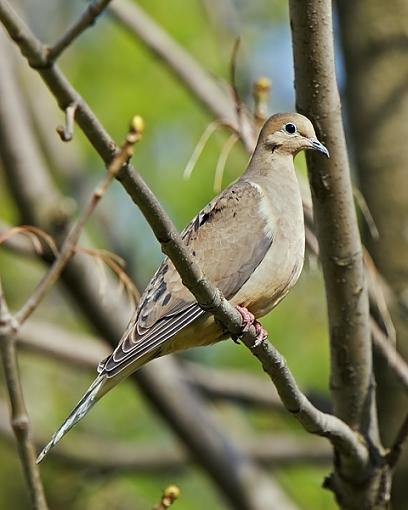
[253,77,271,128]
[15,116,144,325]
[56,103,77,142]
[153,485,180,510]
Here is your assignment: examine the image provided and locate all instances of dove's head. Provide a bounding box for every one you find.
[258,113,329,158]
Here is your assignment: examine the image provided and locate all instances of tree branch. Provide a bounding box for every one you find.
[289,0,389,506]
[15,117,143,326]
[0,282,48,510]
[46,0,113,63]
[289,0,375,439]
[387,413,408,470]
[371,320,408,393]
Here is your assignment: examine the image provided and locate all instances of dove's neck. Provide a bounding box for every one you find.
[243,148,298,190]
[242,148,304,229]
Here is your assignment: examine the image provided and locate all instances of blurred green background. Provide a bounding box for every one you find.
[0,1,336,508]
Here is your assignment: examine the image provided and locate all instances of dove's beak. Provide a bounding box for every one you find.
[309,138,330,158]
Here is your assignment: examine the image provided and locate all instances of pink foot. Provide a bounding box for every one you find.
[235,305,255,330]
[234,305,267,346]
[253,321,268,347]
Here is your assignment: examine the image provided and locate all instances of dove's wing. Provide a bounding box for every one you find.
[102,179,274,377]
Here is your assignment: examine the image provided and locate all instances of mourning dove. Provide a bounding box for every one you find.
[37,112,328,462]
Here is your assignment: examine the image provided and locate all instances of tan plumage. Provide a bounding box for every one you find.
[37,113,328,462]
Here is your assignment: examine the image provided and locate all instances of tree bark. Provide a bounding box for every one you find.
[289,1,389,508]
[337,1,408,508]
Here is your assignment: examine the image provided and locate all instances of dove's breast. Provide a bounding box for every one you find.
[231,175,305,318]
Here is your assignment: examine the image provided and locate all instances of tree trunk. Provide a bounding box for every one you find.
[337,2,408,508]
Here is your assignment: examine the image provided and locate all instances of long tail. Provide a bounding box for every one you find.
[36,374,108,463]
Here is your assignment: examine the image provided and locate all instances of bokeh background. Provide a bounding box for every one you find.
[0,1,406,509]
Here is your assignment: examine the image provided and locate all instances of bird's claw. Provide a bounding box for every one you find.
[233,305,267,347]
[235,305,255,332]
[253,321,268,347]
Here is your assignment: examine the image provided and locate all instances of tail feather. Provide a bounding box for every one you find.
[36,374,107,463]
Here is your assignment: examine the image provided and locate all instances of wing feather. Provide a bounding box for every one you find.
[102,180,274,377]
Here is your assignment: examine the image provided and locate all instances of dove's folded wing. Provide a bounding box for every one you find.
[101,180,274,377]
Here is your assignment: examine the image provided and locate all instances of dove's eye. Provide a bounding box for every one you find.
[284,123,297,135]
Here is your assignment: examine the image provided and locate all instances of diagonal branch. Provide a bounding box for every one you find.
[387,412,408,470]
[15,117,143,326]
[371,320,408,392]
[108,0,397,359]
[46,0,113,62]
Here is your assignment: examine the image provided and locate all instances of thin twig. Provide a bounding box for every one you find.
[253,77,271,128]
[213,133,238,192]
[0,225,59,257]
[183,121,222,180]
[365,249,396,345]
[371,319,408,392]
[15,116,144,325]
[75,247,140,305]
[56,103,77,142]
[0,282,48,510]
[386,412,408,470]
[46,0,113,62]
[153,485,180,510]
[230,37,242,132]
[353,186,379,240]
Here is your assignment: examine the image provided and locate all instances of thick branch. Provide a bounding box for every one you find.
[289,0,391,507]
[289,0,376,438]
